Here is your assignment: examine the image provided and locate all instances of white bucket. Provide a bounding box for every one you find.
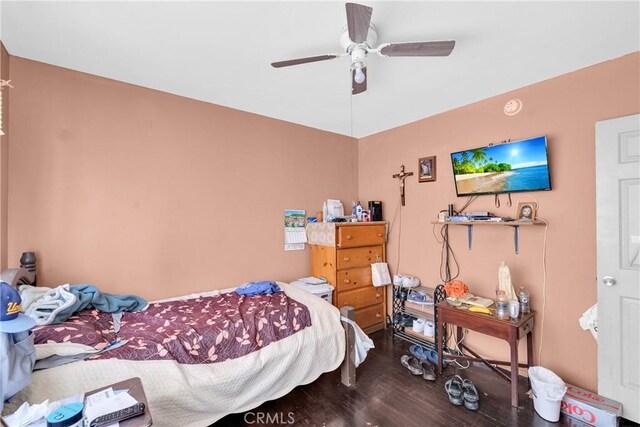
[528,367,567,422]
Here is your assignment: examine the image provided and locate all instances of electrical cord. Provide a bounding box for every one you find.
[388,194,403,273]
[516,195,549,364]
[439,196,477,218]
[438,224,460,282]
[434,196,478,284]
[458,195,479,214]
[442,325,471,369]
[536,216,549,365]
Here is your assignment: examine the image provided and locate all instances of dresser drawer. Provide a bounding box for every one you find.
[355,304,384,330]
[337,246,383,270]
[337,225,386,248]
[336,267,372,292]
[336,286,383,310]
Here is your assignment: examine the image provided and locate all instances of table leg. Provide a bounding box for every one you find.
[510,337,519,407]
[437,315,444,375]
[527,331,534,389]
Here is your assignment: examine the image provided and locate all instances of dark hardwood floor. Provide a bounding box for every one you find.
[214,330,637,427]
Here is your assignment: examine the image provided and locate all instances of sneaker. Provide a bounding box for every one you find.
[407,290,432,304]
[394,313,416,327]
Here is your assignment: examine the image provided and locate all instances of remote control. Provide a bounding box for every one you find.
[89,402,145,427]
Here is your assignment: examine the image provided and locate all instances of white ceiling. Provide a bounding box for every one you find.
[2,1,639,138]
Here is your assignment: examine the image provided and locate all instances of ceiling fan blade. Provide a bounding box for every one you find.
[271,54,338,68]
[379,40,456,57]
[346,3,372,44]
[352,67,367,95]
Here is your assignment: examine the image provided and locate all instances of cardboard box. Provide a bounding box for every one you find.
[561,384,622,426]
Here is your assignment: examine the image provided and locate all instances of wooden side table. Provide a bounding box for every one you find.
[436,302,535,407]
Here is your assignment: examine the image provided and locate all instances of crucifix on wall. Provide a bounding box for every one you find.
[392,164,414,206]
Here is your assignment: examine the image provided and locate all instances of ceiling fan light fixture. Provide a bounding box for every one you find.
[270,2,455,95]
[350,47,367,84]
[354,67,366,84]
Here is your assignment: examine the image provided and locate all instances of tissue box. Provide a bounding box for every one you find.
[560,384,622,426]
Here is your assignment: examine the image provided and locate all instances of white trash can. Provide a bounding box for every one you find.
[529,366,567,422]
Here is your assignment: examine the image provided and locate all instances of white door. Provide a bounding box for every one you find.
[596,114,640,423]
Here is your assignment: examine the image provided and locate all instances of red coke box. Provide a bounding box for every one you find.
[561,384,622,426]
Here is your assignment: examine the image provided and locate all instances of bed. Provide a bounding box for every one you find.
[3,268,358,427]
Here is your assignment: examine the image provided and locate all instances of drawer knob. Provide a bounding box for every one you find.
[343,302,350,306]
[343,257,350,262]
[344,279,350,284]
[377,233,383,237]
[346,235,353,240]
[376,313,382,318]
[376,292,381,298]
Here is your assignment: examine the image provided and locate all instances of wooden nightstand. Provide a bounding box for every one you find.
[307,221,387,333]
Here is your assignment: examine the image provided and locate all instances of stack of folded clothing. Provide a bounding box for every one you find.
[235,281,281,296]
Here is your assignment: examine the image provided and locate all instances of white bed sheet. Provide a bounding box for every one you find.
[23,283,346,426]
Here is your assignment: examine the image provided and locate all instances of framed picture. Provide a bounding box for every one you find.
[516,202,538,221]
[418,156,437,182]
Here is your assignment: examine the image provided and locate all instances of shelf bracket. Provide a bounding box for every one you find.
[466,225,473,250]
[512,225,520,254]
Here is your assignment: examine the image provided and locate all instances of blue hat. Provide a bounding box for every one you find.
[0,281,35,333]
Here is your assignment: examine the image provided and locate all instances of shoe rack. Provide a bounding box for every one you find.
[392,284,447,350]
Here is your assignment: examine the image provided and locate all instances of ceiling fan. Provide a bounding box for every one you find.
[271,2,456,95]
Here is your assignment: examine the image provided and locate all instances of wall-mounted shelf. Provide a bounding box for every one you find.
[431,221,545,254]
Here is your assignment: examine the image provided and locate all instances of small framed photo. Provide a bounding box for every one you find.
[516,202,538,221]
[418,156,437,182]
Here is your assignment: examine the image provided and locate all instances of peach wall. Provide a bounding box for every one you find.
[358,52,640,390]
[0,43,9,271]
[6,47,639,391]
[7,57,357,300]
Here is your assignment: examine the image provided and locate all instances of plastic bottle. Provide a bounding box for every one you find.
[356,202,363,222]
[496,290,509,320]
[322,201,328,223]
[518,287,530,314]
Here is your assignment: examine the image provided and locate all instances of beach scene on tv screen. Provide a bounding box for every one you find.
[452,136,550,195]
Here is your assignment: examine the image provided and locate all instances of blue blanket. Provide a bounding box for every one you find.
[235,281,280,296]
[67,285,148,317]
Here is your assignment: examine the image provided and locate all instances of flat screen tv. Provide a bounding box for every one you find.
[451,135,551,196]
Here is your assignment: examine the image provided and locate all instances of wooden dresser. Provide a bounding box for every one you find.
[306,221,387,333]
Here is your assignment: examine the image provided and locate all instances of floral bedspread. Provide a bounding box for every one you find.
[33,291,312,364]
